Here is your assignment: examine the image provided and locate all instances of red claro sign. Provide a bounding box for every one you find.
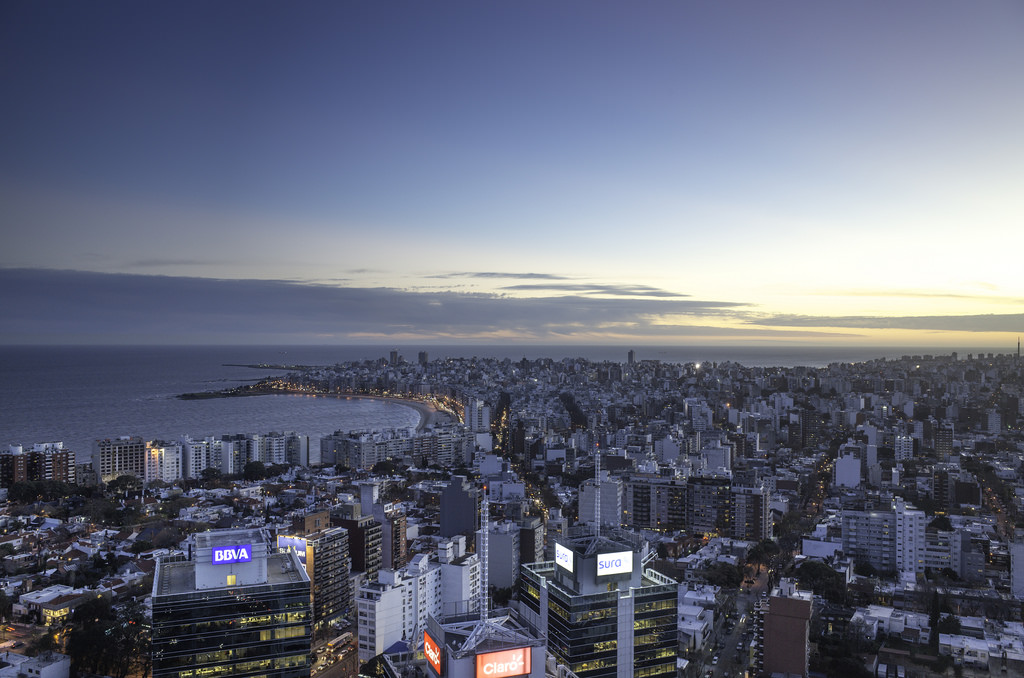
[424,631,442,675]
[476,647,531,678]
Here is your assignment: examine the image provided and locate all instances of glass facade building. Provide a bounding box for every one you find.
[516,532,676,678]
[152,529,312,678]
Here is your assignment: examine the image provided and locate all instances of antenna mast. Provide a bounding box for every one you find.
[594,445,601,538]
[480,485,489,620]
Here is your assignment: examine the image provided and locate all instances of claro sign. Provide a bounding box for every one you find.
[476,647,531,678]
[423,631,442,676]
[596,550,632,576]
[212,544,252,565]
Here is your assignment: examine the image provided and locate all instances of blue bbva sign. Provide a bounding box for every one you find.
[212,544,252,564]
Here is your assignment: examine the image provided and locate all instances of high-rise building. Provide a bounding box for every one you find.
[731,484,771,541]
[1,442,76,487]
[622,476,686,531]
[278,526,351,641]
[518,516,544,567]
[95,436,147,483]
[440,476,479,540]
[686,473,732,538]
[151,528,311,678]
[755,579,812,677]
[335,515,383,580]
[841,498,926,575]
[476,520,520,590]
[578,473,623,529]
[516,530,677,678]
[145,440,182,483]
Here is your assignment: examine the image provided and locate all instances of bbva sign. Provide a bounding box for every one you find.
[212,544,252,564]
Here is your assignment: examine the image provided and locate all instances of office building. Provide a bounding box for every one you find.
[151,528,311,678]
[516,529,677,678]
[422,612,544,678]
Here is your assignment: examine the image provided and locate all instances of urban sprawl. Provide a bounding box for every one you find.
[2,348,1023,678]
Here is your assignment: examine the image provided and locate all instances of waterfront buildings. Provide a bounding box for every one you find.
[1,442,76,486]
[95,436,146,483]
[151,528,311,678]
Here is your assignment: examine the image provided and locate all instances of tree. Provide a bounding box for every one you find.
[200,467,223,488]
[243,461,267,481]
[26,630,57,656]
[106,474,142,498]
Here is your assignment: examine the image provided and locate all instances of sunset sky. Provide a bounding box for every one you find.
[2,1,1022,346]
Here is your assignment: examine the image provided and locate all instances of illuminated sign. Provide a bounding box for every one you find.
[476,647,531,678]
[212,544,252,565]
[596,550,632,576]
[277,535,309,570]
[554,543,573,572]
[424,631,442,676]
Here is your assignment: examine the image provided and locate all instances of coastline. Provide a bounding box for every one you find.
[333,394,451,432]
[177,387,452,432]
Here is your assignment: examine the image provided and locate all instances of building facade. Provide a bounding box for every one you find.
[151,528,311,678]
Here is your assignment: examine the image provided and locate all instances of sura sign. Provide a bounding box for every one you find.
[212,544,252,565]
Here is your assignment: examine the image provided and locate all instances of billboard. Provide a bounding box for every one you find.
[424,631,442,676]
[212,544,252,565]
[596,550,632,576]
[277,535,309,571]
[476,647,531,678]
[554,542,573,573]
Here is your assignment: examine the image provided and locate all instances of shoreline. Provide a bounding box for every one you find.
[178,387,451,432]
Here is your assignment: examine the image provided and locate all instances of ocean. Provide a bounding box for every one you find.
[0,344,997,459]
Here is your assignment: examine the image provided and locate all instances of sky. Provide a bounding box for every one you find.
[2,1,1023,347]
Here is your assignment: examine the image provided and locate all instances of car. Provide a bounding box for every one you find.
[712,655,719,665]
[12,641,24,648]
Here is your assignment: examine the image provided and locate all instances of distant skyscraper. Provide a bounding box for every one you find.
[151,528,311,678]
[627,349,635,365]
[418,350,429,366]
[390,349,399,365]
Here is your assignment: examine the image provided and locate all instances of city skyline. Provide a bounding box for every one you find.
[3,2,1022,346]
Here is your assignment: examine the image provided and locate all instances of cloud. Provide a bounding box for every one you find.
[501,283,693,299]
[427,272,572,280]
[756,313,1024,333]
[0,267,827,344]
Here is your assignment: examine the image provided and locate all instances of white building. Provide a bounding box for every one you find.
[356,539,481,662]
[145,441,182,483]
[578,472,623,528]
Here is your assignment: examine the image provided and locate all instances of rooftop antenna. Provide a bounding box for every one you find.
[479,485,489,620]
[594,444,601,538]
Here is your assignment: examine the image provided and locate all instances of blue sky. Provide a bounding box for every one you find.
[2,1,1022,345]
